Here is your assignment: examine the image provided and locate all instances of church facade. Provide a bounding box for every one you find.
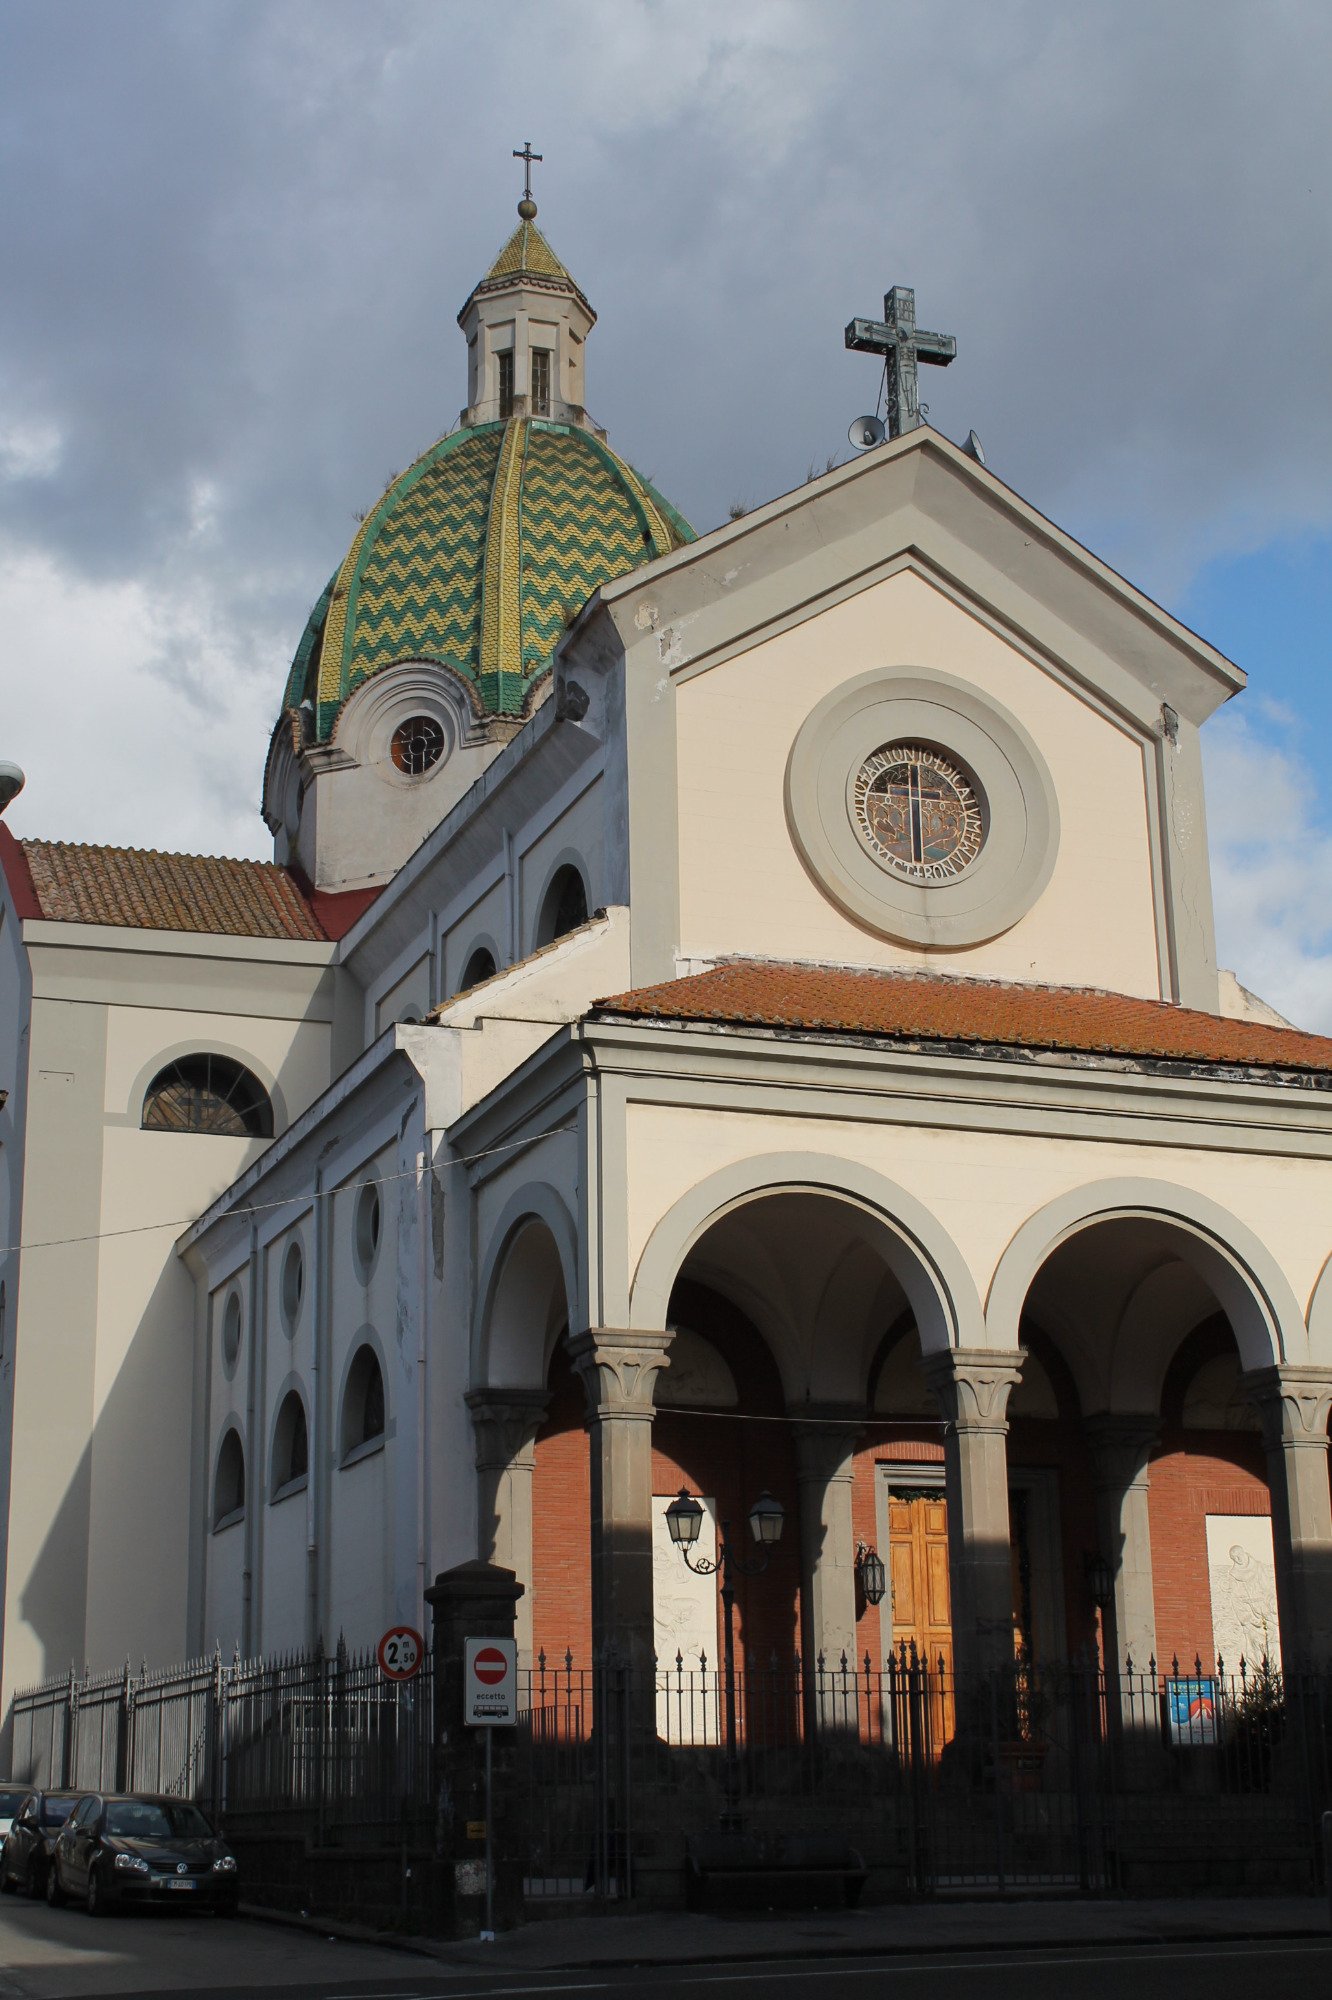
[4,197,1332,1758]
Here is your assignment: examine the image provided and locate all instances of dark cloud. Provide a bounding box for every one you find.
[2,0,1329,857]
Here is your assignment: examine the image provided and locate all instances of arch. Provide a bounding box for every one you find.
[474,1181,580,1388]
[212,1424,246,1530]
[986,1178,1306,1375]
[339,1340,387,1459]
[532,855,589,951]
[269,1383,310,1496]
[1304,1250,1332,1365]
[127,1040,286,1135]
[628,1153,984,1357]
[142,1053,273,1139]
[459,941,500,993]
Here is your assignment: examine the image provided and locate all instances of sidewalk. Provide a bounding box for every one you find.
[249,1892,1331,1971]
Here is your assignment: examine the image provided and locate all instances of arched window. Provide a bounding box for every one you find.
[142,1055,272,1138]
[536,865,588,948]
[213,1428,246,1529]
[271,1390,309,1495]
[460,946,498,992]
[341,1344,386,1458]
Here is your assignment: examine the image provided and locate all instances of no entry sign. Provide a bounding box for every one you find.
[464,1636,517,1725]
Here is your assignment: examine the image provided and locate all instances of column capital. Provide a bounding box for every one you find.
[465,1388,551,1472]
[1242,1364,1332,1449]
[790,1407,863,1486]
[568,1327,672,1422]
[922,1346,1023,1432]
[1084,1413,1160,1492]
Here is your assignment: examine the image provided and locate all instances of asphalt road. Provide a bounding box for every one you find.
[1,1895,1330,2000]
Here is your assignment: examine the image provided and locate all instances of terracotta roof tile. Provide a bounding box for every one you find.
[592,961,1332,1078]
[19,840,329,942]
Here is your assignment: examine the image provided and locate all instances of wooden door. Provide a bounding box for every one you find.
[887,1489,955,1746]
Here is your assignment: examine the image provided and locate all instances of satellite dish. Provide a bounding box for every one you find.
[848,414,886,450]
[961,429,986,465]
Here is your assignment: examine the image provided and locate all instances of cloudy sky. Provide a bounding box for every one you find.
[3,2,1331,1019]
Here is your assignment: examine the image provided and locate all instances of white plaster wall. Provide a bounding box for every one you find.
[374,955,432,1033]
[261,1492,308,1654]
[518,782,605,955]
[327,1448,392,1644]
[673,570,1163,994]
[619,1098,1332,1372]
[204,1520,245,1655]
[441,878,509,997]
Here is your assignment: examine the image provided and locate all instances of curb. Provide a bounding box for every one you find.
[237,1901,1330,1971]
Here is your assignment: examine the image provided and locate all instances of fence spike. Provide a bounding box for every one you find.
[839,1649,848,1675]
[1171,1654,1180,1677]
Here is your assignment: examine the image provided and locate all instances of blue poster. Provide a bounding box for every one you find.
[1167,1676,1218,1745]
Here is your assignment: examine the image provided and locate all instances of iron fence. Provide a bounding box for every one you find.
[9,1644,1332,1903]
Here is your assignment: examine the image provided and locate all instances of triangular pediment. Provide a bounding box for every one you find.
[581,427,1241,730]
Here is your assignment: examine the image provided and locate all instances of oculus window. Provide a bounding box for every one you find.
[390,715,446,776]
[142,1056,272,1138]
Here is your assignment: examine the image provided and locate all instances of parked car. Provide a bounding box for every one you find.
[0,1787,27,1842]
[46,1793,239,1916]
[1,1789,80,1898]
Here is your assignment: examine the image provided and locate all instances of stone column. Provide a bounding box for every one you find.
[792,1413,862,1730]
[465,1388,550,1668]
[1243,1365,1332,1667]
[423,1559,523,1937]
[567,1328,671,1678]
[922,1348,1023,1679]
[1085,1414,1160,1674]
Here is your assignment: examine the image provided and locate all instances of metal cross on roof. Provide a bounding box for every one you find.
[845,285,956,437]
[513,140,543,204]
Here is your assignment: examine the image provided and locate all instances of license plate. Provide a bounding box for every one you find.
[165,1879,195,1891]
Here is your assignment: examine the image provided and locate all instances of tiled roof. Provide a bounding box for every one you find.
[592,961,1332,1077]
[483,218,574,286]
[285,419,694,736]
[17,840,331,942]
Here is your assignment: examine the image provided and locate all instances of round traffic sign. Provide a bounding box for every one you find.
[472,1645,508,1685]
[377,1625,424,1681]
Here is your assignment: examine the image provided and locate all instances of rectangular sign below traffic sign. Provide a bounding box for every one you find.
[464,1636,517,1725]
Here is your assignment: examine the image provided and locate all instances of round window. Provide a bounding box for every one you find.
[390,716,446,776]
[280,1240,304,1334]
[354,1181,382,1280]
[221,1292,243,1374]
[852,743,984,881]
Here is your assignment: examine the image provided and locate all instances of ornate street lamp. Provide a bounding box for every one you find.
[855,1543,887,1608]
[666,1486,785,1826]
[1085,1552,1114,1612]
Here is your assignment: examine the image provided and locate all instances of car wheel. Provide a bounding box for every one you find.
[45,1860,64,1907]
[215,1893,239,1918]
[1,1861,15,1895]
[85,1865,104,1917]
[27,1857,45,1900]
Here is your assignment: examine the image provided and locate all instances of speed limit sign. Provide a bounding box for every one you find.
[376,1625,424,1681]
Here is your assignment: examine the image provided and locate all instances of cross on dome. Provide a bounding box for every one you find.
[513,140,543,219]
[845,284,956,437]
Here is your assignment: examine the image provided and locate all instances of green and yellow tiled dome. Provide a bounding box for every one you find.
[285,416,694,737]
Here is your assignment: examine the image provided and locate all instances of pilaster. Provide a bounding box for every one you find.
[1085,1414,1160,1674]
[792,1412,862,1729]
[466,1388,550,1667]
[1243,1365,1332,1666]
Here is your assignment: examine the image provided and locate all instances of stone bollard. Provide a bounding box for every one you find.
[424,1560,524,1937]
